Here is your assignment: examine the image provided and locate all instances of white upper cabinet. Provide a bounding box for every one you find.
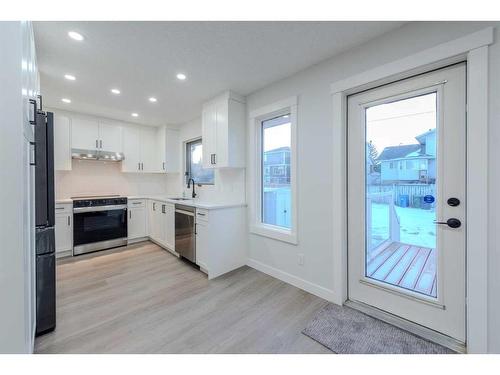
[51,110,175,174]
[98,122,123,153]
[122,125,142,172]
[157,126,180,173]
[140,126,158,173]
[202,103,218,169]
[70,117,122,153]
[53,113,72,171]
[202,91,246,169]
[71,117,99,150]
[122,125,169,173]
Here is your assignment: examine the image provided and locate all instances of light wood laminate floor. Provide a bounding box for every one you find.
[35,241,330,353]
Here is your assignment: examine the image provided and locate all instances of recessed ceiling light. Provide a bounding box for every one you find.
[176,73,187,81]
[149,97,157,103]
[64,74,76,81]
[131,113,139,117]
[68,31,84,41]
[111,88,121,95]
[61,98,71,103]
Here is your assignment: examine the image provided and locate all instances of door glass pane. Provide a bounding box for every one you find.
[261,114,291,228]
[365,93,437,298]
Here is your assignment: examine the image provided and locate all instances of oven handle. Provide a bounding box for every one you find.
[73,205,128,213]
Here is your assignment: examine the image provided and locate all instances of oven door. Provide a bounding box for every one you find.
[73,206,128,254]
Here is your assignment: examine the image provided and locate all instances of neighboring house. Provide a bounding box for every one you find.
[262,146,291,228]
[263,146,291,187]
[377,129,436,183]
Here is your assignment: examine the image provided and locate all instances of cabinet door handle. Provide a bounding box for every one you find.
[29,99,37,125]
[67,215,71,226]
[129,210,132,219]
[214,154,216,164]
[153,202,156,211]
[100,140,102,149]
[138,162,140,171]
[142,163,144,170]
[163,162,165,170]
[96,139,99,148]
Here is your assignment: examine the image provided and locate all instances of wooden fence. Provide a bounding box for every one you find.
[368,184,435,208]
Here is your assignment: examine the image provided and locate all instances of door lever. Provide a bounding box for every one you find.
[434,218,461,228]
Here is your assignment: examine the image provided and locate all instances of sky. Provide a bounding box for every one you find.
[263,122,291,151]
[366,92,436,155]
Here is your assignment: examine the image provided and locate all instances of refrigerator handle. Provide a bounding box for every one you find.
[29,99,37,125]
[29,141,36,166]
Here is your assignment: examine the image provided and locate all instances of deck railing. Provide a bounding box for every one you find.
[366,191,400,253]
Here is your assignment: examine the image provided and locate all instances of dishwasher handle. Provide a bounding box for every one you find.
[175,209,195,217]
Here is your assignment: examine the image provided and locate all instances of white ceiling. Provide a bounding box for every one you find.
[34,21,405,126]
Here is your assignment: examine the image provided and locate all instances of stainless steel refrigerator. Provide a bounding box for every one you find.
[34,106,56,336]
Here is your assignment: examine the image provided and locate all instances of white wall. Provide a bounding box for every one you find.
[176,117,246,203]
[55,160,177,198]
[244,21,500,353]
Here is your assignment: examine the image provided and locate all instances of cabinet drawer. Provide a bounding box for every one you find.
[128,199,146,208]
[196,208,209,222]
[55,203,72,214]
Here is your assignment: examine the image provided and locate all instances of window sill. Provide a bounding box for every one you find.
[250,224,297,245]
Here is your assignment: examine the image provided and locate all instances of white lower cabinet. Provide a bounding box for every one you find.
[147,200,175,252]
[195,219,209,272]
[55,203,72,257]
[147,200,160,241]
[128,199,147,240]
[164,203,175,251]
[195,206,246,279]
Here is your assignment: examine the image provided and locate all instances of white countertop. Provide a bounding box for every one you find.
[56,196,246,210]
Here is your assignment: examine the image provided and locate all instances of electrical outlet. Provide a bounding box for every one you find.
[298,253,305,266]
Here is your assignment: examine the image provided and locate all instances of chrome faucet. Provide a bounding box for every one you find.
[187,178,197,198]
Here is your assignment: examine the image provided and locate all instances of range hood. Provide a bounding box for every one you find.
[71,149,125,162]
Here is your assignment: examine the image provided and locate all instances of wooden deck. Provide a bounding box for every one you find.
[367,241,437,297]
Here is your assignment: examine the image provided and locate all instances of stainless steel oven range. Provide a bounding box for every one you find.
[72,196,128,255]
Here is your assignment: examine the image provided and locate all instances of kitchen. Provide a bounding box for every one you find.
[51,90,247,275]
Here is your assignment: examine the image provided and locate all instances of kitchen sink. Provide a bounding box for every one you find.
[169,197,192,201]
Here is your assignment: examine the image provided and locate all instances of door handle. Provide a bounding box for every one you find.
[434,218,461,228]
[100,140,102,149]
[129,210,131,219]
[67,215,71,226]
[163,162,165,170]
[96,139,99,148]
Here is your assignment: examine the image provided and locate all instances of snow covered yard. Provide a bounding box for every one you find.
[370,203,436,249]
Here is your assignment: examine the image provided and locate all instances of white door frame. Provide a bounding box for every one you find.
[330,27,493,353]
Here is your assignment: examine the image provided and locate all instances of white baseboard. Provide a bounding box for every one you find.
[247,258,336,302]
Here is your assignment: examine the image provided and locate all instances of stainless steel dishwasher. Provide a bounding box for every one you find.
[175,204,196,263]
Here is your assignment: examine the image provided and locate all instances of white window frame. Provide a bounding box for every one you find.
[249,96,298,244]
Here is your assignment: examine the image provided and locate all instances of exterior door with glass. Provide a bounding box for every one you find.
[347,63,466,342]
